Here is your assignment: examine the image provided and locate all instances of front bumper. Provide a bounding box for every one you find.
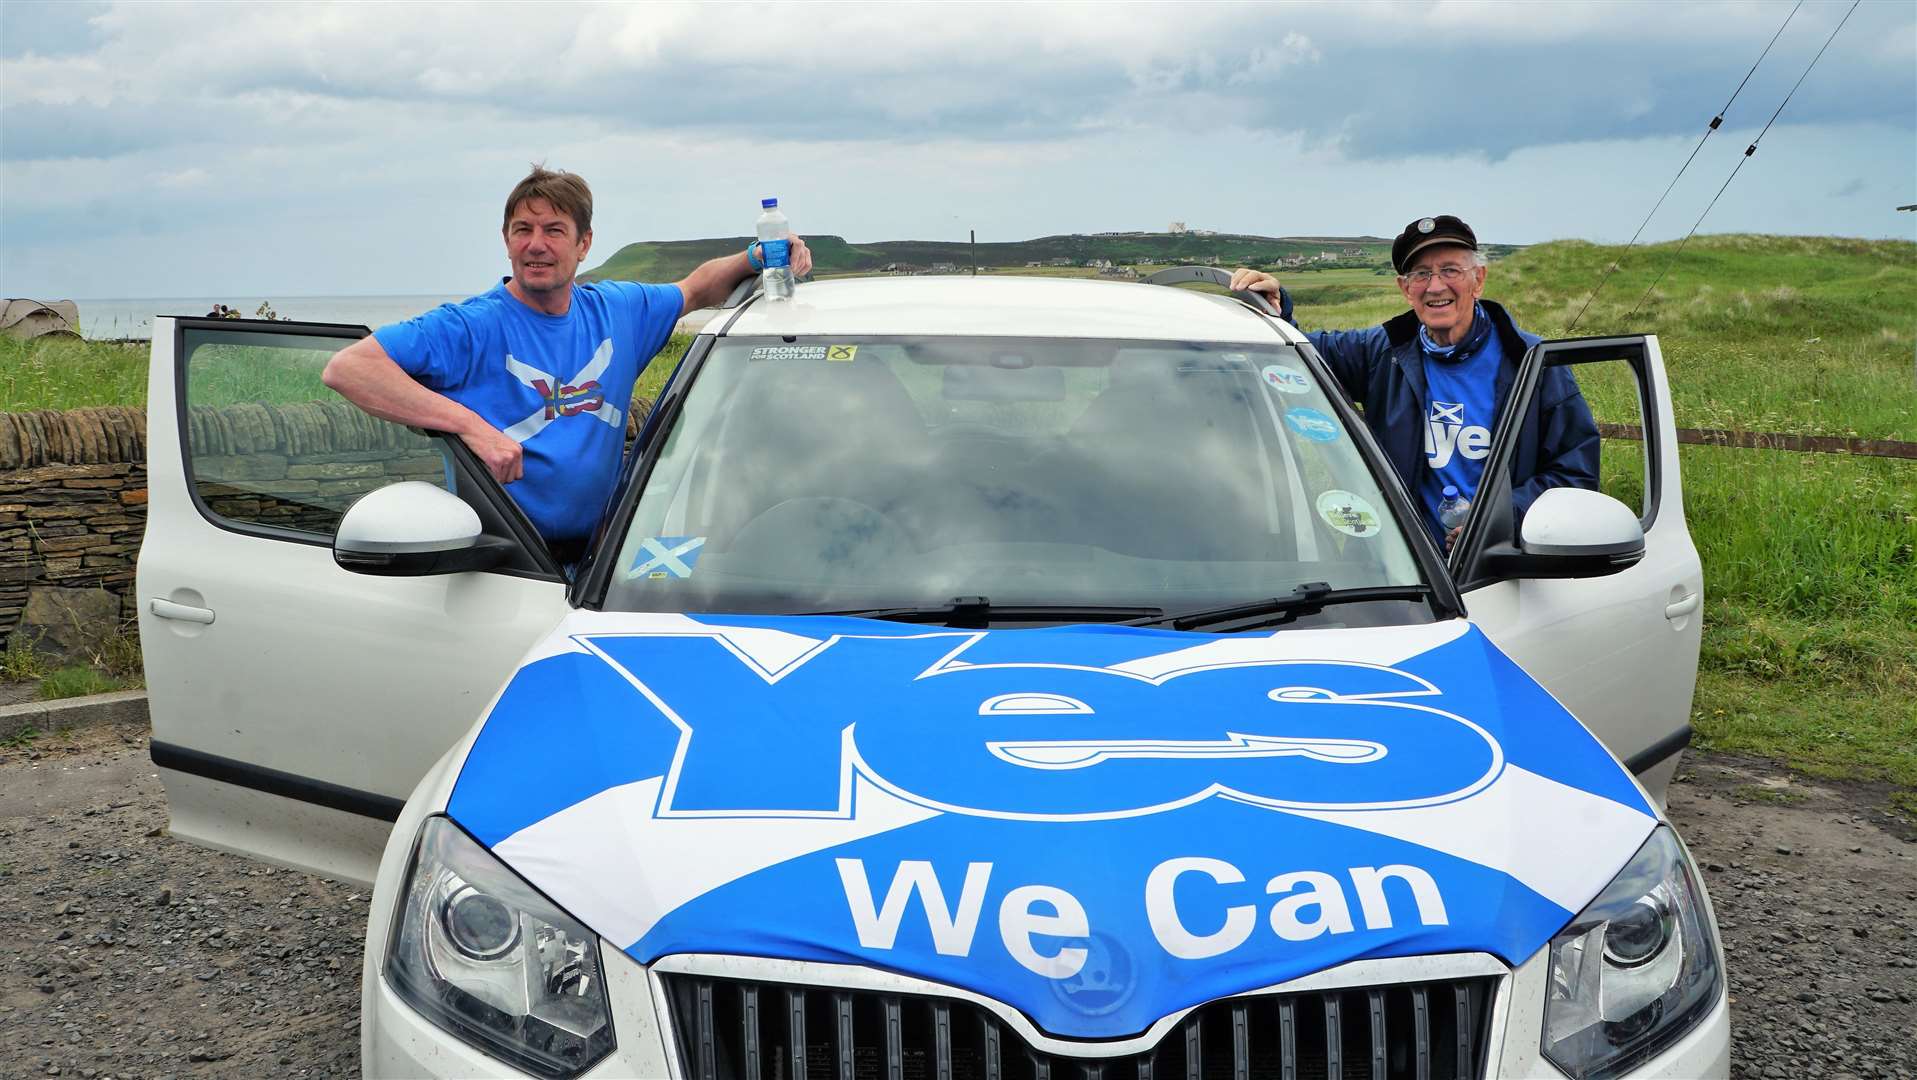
[363,944,1729,1079]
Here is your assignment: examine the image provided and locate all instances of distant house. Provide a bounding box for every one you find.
[1089,259,1113,270]
[1097,266,1138,279]
[1344,246,1364,257]
[881,262,919,274]
[1137,257,1156,266]
[2,298,80,341]
[1025,261,1043,268]
[929,262,958,273]
[1048,257,1074,267]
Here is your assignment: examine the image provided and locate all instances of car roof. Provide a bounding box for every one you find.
[706,274,1307,345]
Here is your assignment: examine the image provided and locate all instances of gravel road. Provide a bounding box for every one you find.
[2,720,1912,1079]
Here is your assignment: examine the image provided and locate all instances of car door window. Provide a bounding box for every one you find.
[181,326,452,541]
[1569,355,1660,530]
[1452,337,1667,588]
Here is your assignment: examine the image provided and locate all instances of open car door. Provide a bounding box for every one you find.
[1451,335,1703,804]
[138,317,572,885]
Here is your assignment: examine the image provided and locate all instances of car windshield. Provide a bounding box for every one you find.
[604,336,1426,620]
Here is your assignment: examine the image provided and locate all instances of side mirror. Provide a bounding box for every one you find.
[1481,488,1646,580]
[333,481,514,576]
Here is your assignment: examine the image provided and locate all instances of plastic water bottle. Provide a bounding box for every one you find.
[756,198,794,301]
[1438,485,1472,531]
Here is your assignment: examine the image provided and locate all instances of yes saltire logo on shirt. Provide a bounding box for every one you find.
[1424,399,1492,469]
[502,338,623,440]
[448,613,1656,1038]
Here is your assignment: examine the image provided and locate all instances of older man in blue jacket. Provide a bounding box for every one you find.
[1232,214,1599,550]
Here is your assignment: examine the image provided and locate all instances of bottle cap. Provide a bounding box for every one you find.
[1442,485,1459,497]
[761,198,778,208]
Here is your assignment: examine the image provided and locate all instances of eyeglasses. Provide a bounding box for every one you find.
[1400,264,1474,286]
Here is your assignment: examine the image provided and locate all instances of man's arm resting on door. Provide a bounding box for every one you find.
[322,336,524,484]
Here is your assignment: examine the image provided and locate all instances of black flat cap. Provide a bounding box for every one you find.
[1392,215,1478,274]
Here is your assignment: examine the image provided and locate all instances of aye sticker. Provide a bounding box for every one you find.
[1315,491,1381,538]
[749,345,827,362]
[826,345,859,361]
[1284,407,1341,442]
[1260,364,1312,395]
[628,536,706,580]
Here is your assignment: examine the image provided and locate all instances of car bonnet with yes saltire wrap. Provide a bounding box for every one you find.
[445,608,1656,1040]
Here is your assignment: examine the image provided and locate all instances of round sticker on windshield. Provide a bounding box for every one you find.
[1284,407,1341,442]
[1316,490,1381,538]
[1260,364,1311,395]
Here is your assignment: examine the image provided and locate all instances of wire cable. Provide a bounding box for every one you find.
[1626,0,1861,322]
[1566,0,1802,332]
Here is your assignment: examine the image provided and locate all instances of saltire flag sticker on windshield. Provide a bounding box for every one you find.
[628,536,705,579]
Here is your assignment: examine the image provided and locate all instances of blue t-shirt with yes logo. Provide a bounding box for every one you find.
[1416,304,1502,543]
[374,280,683,543]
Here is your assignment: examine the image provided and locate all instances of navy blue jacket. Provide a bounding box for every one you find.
[1300,299,1600,526]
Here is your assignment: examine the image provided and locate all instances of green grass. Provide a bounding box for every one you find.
[1,633,50,681]
[37,664,123,700]
[1727,783,1808,805]
[1,335,149,411]
[634,334,690,407]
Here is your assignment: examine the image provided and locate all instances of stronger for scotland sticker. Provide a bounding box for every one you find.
[749,345,828,361]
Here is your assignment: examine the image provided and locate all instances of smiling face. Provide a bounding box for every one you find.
[504,197,592,303]
[1396,244,1486,346]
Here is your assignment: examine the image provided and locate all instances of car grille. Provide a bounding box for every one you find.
[661,973,1496,1080]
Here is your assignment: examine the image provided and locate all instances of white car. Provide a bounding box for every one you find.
[137,271,1726,1079]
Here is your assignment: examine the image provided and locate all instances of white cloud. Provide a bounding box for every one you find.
[0,0,1910,298]
[149,165,207,189]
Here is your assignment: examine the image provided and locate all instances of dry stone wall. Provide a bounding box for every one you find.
[0,408,149,655]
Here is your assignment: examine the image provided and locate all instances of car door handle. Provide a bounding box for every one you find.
[1664,592,1700,620]
[150,598,216,625]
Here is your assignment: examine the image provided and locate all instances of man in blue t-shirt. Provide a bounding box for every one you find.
[1230,215,1597,550]
[321,165,812,559]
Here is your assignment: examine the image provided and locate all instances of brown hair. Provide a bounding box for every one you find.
[502,164,593,237]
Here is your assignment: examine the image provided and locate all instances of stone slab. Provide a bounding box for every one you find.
[0,688,147,740]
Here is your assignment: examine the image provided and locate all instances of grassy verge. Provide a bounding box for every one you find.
[3,630,144,701]
[1,335,150,411]
[1678,446,1914,811]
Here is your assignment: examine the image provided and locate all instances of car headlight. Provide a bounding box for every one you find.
[1542,825,1722,1079]
[386,816,615,1078]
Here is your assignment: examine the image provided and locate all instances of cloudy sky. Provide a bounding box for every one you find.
[2,0,1911,300]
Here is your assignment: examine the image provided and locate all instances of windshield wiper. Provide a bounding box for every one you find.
[812,596,1163,628]
[1123,581,1435,633]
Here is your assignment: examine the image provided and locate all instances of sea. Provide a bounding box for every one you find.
[66,295,471,340]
